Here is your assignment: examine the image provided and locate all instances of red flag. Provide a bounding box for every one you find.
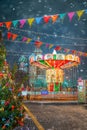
[0,22,3,27]
[55,46,61,51]
[7,32,12,40]
[72,50,76,54]
[43,16,51,23]
[35,41,43,48]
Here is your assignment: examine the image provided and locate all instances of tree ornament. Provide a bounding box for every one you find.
[11,105,15,110]
[0,107,4,111]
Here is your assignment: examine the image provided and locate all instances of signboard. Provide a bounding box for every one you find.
[77,78,86,103]
[41,90,48,95]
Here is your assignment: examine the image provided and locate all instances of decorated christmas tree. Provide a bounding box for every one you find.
[0,31,25,130]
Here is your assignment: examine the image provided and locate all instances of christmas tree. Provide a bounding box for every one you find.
[0,31,25,130]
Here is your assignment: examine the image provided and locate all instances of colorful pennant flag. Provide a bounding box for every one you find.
[0,22,3,27]
[12,20,18,27]
[76,10,84,20]
[28,18,35,27]
[19,19,26,28]
[26,38,32,44]
[12,34,18,41]
[35,41,43,48]
[43,16,51,23]
[46,44,50,48]
[72,50,77,54]
[68,12,75,22]
[35,17,42,24]
[5,31,87,57]
[22,37,28,42]
[49,44,54,49]
[5,21,12,30]
[51,15,58,23]
[59,13,66,21]
[55,46,61,51]
[64,48,70,53]
[7,32,12,40]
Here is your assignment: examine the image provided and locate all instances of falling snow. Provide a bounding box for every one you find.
[0,0,87,79]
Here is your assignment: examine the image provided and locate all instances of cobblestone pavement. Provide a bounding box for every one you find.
[14,118,38,130]
[24,102,87,130]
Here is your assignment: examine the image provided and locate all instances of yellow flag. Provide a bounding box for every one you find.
[76,10,84,20]
[28,18,34,27]
[49,44,53,49]
[26,38,32,44]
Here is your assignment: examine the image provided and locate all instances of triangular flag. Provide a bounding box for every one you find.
[72,50,77,54]
[35,41,43,48]
[76,10,84,20]
[64,48,70,53]
[35,17,42,24]
[55,46,61,51]
[46,44,50,48]
[28,18,35,27]
[68,12,75,22]
[59,13,66,20]
[5,21,12,30]
[26,38,32,44]
[12,33,18,40]
[0,22,3,27]
[85,9,87,14]
[49,44,54,49]
[19,19,26,28]
[12,20,18,27]
[51,15,58,23]
[43,15,51,23]
[77,51,83,56]
[22,37,28,42]
[7,32,12,40]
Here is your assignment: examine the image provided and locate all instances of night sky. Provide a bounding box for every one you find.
[0,0,87,79]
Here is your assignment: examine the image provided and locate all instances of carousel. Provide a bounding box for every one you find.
[29,50,80,101]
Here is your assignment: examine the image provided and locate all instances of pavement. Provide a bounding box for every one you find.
[24,101,87,130]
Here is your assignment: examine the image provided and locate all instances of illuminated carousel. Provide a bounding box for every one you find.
[29,50,80,101]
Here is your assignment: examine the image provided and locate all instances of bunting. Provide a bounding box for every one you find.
[19,19,26,28]
[43,16,51,23]
[49,44,54,49]
[35,17,42,24]
[64,48,70,53]
[4,32,87,57]
[0,22,3,27]
[0,9,86,29]
[22,37,28,42]
[72,50,77,54]
[76,10,85,20]
[59,13,66,21]
[68,12,75,22]
[12,20,18,27]
[28,18,35,27]
[51,15,58,23]
[55,46,61,51]
[7,32,12,40]
[12,34,18,41]
[26,38,32,44]
[35,41,43,48]
[5,21,12,30]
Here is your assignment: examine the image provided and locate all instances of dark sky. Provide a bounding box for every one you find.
[0,0,87,78]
